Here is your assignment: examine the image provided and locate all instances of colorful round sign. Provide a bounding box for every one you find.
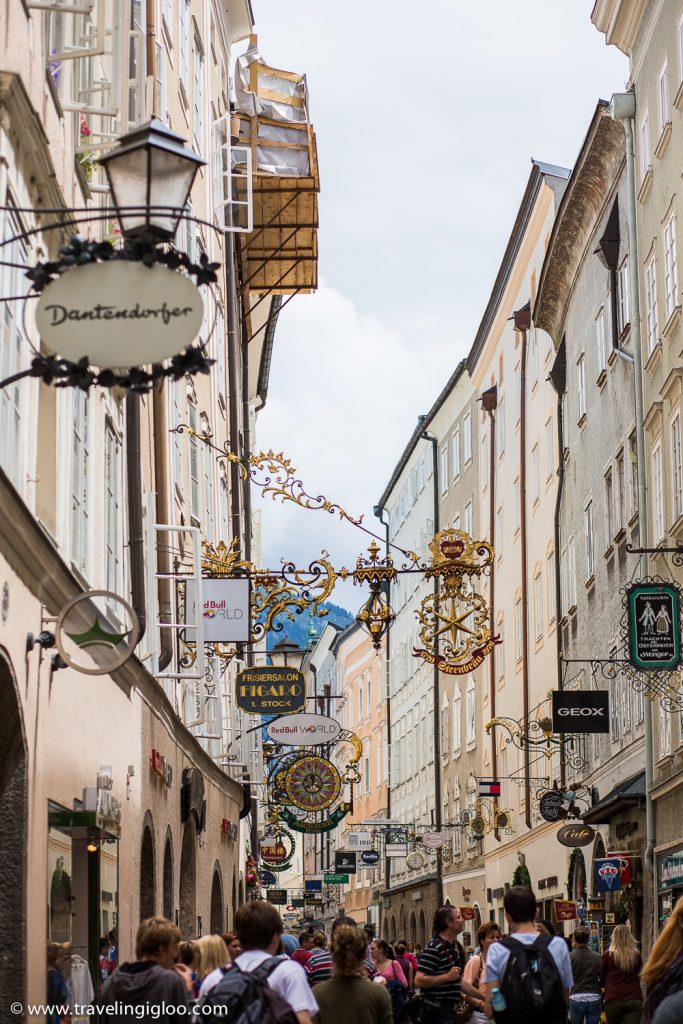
[266,713,342,746]
[284,755,342,812]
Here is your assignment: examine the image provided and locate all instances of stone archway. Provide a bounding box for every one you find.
[0,650,27,1011]
[140,816,156,921]
[179,818,197,937]
[418,910,427,947]
[210,864,224,933]
[162,830,174,920]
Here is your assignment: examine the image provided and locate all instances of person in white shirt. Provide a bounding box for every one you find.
[198,903,318,1024]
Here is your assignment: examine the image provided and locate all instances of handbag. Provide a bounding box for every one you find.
[453,953,484,1024]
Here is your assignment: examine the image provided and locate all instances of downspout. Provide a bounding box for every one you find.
[237,259,254,670]
[153,384,173,669]
[374,504,392,905]
[126,393,146,639]
[609,92,654,886]
[481,387,499,840]
[145,0,157,114]
[225,230,242,554]
[549,340,567,788]
[514,303,532,829]
[420,422,443,908]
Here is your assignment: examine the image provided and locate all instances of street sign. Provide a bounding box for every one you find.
[335,851,357,874]
[556,824,596,848]
[361,850,380,865]
[627,584,681,670]
[552,691,609,734]
[265,713,342,746]
[348,831,373,849]
[324,873,349,884]
[268,889,287,904]
[386,843,408,858]
[235,666,305,714]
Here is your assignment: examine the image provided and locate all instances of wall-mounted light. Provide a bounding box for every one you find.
[87,841,99,853]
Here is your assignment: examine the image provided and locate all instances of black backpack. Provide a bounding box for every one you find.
[498,935,566,1023]
[198,956,300,1024]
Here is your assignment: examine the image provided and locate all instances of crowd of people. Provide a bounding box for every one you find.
[47,889,683,1023]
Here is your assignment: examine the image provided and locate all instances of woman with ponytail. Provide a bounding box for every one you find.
[642,895,683,1024]
[314,925,392,1024]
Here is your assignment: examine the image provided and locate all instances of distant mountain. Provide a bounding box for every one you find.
[265,602,354,651]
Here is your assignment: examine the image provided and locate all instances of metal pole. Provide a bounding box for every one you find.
[609,92,655,947]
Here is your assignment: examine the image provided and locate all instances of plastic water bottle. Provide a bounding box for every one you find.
[491,987,507,1013]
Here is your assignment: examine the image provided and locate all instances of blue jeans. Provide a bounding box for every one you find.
[569,996,602,1024]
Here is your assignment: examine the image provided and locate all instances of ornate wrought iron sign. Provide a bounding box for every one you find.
[235,666,305,714]
[627,583,681,671]
[414,530,499,675]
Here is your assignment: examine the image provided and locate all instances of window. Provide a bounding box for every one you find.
[596,307,607,373]
[673,415,683,521]
[629,432,638,520]
[622,675,631,735]
[545,418,553,480]
[418,453,426,491]
[452,428,461,479]
[453,687,462,754]
[645,255,659,355]
[568,536,577,609]
[463,411,472,463]
[193,31,203,148]
[188,400,201,520]
[497,397,505,455]
[585,501,594,579]
[617,257,630,334]
[660,704,672,758]
[604,468,614,544]
[679,14,683,82]
[440,447,448,494]
[531,444,540,501]
[104,423,122,595]
[358,685,363,721]
[616,448,626,532]
[547,549,556,622]
[0,198,29,490]
[514,477,521,532]
[179,0,188,88]
[495,504,503,544]
[203,440,214,540]
[441,696,449,756]
[560,546,568,616]
[215,302,226,402]
[453,511,461,530]
[464,499,473,537]
[659,60,670,132]
[162,0,172,33]
[496,621,505,680]
[170,378,183,490]
[664,213,678,319]
[155,42,166,121]
[577,355,586,420]
[529,329,538,385]
[515,596,523,662]
[653,443,664,540]
[640,110,651,175]
[453,796,462,853]
[610,673,620,743]
[534,572,543,640]
[635,681,644,725]
[514,363,521,420]
[70,391,90,574]
[364,754,370,794]
[481,431,489,489]
[466,678,475,745]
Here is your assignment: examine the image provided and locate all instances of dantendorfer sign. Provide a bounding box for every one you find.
[36,261,203,367]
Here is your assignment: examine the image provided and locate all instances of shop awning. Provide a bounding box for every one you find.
[582,771,645,824]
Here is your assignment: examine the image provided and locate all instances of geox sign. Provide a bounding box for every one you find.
[551,691,609,734]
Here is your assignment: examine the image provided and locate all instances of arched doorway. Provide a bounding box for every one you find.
[179,819,197,937]
[418,909,427,946]
[0,650,27,1010]
[409,911,417,945]
[210,864,224,933]
[231,871,237,926]
[389,915,397,940]
[163,830,174,920]
[140,816,156,920]
[399,905,407,941]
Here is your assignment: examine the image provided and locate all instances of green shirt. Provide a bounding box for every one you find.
[314,976,393,1024]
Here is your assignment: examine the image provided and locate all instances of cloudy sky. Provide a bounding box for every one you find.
[249,1,628,610]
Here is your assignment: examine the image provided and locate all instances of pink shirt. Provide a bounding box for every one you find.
[377,960,408,987]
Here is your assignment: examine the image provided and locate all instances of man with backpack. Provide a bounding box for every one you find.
[482,885,573,1023]
[199,901,319,1024]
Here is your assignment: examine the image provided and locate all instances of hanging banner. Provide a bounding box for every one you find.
[187,578,251,643]
[236,666,305,714]
[554,900,578,922]
[552,691,609,734]
[627,584,681,671]
[335,851,357,875]
[596,859,622,892]
[606,852,631,886]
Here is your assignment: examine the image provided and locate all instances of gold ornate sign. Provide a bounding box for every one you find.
[414,529,499,675]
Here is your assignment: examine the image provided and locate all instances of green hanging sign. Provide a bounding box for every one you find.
[627,584,681,671]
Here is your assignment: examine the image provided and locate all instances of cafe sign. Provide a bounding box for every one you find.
[36,261,204,367]
[236,666,305,714]
[557,824,596,848]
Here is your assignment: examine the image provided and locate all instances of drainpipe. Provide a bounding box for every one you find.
[374,504,392,909]
[145,0,157,115]
[420,423,443,908]
[126,393,146,639]
[225,230,242,554]
[549,340,567,788]
[608,92,655,889]
[481,387,499,840]
[514,303,532,830]
[152,383,173,669]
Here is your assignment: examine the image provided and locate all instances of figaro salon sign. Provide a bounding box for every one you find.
[236,666,305,714]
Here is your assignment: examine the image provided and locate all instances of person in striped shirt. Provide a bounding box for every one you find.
[308,918,376,986]
[415,907,485,1023]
